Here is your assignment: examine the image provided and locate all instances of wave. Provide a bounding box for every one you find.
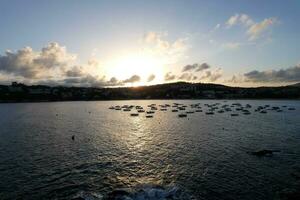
[73,184,194,200]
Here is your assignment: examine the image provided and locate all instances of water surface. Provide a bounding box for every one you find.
[0,100,299,199]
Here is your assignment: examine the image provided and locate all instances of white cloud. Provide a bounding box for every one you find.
[87,58,99,67]
[247,18,277,41]
[0,42,121,87]
[143,31,188,65]
[239,14,254,27]
[226,14,240,27]
[0,42,76,79]
[226,13,277,41]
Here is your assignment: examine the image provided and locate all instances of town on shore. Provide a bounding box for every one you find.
[0,82,300,102]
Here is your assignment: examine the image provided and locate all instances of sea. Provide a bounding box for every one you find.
[0,100,299,200]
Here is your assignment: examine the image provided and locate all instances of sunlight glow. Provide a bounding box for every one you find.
[106,53,165,86]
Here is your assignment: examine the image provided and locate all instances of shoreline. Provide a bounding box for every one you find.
[1,98,300,104]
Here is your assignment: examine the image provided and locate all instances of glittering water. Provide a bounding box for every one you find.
[0,100,299,200]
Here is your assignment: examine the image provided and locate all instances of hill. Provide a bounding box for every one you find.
[290,82,300,87]
[0,81,300,102]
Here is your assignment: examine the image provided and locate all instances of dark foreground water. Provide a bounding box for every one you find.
[0,100,299,200]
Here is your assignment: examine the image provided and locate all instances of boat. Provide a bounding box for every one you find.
[205,112,214,115]
[186,111,194,114]
[243,112,251,115]
[231,113,239,116]
[130,113,139,116]
[178,114,187,118]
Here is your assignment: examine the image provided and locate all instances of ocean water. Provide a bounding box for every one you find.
[0,100,299,200]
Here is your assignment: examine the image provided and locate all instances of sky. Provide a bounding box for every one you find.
[0,0,300,87]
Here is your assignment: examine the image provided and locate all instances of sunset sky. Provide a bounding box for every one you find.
[0,0,299,87]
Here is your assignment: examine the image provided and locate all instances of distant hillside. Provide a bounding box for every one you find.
[0,81,300,102]
[290,82,300,87]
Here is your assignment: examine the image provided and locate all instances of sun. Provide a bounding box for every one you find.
[106,52,165,86]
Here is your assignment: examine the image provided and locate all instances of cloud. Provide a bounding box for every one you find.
[228,75,239,83]
[226,13,254,27]
[182,63,210,72]
[247,18,277,41]
[214,24,221,30]
[63,75,102,87]
[178,73,198,81]
[60,75,123,87]
[164,72,176,81]
[123,75,141,83]
[143,31,188,65]
[178,73,193,81]
[147,74,155,82]
[240,14,255,27]
[33,74,120,88]
[222,42,241,50]
[107,77,119,85]
[226,13,277,41]
[182,64,197,72]
[34,43,76,68]
[200,68,223,82]
[244,65,300,82]
[0,42,125,87]
[65,66,85,77]
[225,74,245,84]
[87,59,99,67]
[0,42,76,79]
[226,14,240,27]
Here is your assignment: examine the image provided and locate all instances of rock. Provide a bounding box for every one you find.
[107,189,131,199]
[250,149,280,156]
